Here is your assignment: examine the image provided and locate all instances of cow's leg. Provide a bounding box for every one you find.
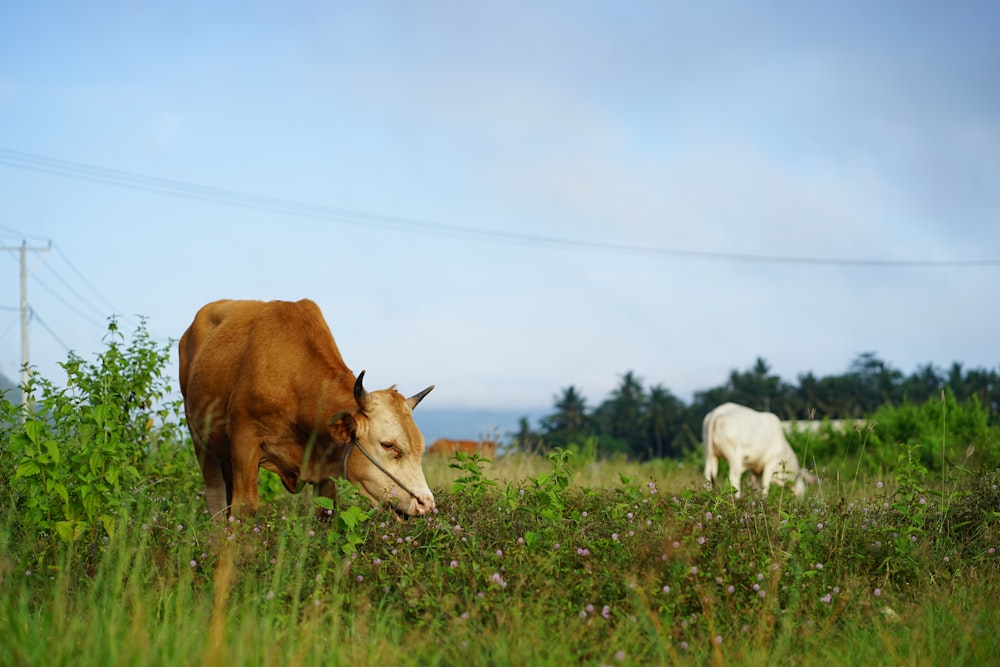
[728,461,746,498]
[704,453,719,487]
[229,426,263,518]
[759,461,788,498]
[194,438,230,521]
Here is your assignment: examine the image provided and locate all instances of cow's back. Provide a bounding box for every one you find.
[179,299,354,453]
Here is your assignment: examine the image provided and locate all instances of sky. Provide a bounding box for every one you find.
[1,1,998,419]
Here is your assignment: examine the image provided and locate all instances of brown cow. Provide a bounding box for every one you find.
[427,439,498,460]
[178,299,436,520]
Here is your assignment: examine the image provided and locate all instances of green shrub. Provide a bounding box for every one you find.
[0,318,183,557]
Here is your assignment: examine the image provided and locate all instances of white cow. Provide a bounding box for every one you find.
[703,402,814,498]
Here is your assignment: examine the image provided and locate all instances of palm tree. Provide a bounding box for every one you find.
[541,385,590,449]
[608,371,645,457]
[645,384,685,459]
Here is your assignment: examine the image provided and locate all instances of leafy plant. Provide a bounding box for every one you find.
[1,318,179,555]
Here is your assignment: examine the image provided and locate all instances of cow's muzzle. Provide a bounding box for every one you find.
[343,439,433,517]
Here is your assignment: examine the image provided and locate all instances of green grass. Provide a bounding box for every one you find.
[2,449,998,667]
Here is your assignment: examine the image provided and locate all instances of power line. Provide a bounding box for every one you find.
[32,273,106,329]
[0,224,49,243]
[41,260,110,323]
[30,308,71,353]
[51,243,121,315]
[1,147,998,268]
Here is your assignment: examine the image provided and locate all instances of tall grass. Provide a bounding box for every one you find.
[2,448,998,666]
[2,323,998,665]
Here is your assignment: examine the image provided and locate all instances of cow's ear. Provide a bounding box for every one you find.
[329,411,357,443]
[407,384,435,410]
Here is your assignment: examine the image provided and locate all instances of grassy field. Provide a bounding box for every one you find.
[2,443,998,666]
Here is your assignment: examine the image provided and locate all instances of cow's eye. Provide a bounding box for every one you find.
[381,442,402,458]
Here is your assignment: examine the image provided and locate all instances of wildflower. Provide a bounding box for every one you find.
[496,549,503,557]
[680,641,688,650]
[874,588,882,597]
[602,605,611,619]
[698,536,706,545]
[554,543,561,550]
[189,560,197,568]
[816,522,824,530]
[266,591,275,600]
[714,636,722,645]
[357,575,364,582]
[758,590,766,598]
[308,530,315,537]
[753,583,760,591]
[988,547,996,555]
[373,558,382,566]
[615,650,626,662]
[582,511,588,517]
[820,594,832,604]
[612,533,619,541]
[876,481,884,489]
[579,610,588,619]
[449,560,458,568]
[815,563,823,570]
[705,511,713,521]
[489,573,507,588]
[833,587,840,594]
[517,537,525,545]
[673,541,681,549]
[690,566,698,575]
[25,570,31,577]
[662,585,671,594]
[727,585,735,594]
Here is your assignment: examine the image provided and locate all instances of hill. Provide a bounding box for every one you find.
[0,371,19,404]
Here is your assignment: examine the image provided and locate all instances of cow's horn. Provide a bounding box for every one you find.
[407,384,435,410]
[354,370,370,408]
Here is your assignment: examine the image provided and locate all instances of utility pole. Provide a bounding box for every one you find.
[3,239,51,390]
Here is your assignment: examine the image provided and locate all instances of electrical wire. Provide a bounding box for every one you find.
[1,148,997,268]
[31,274,106,329]
[30,308,72,353]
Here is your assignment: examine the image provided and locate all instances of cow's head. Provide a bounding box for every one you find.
[331,371,435,518]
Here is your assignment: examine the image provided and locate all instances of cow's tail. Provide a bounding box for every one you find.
[703,409,718,486]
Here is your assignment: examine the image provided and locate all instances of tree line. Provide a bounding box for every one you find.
[512,352,1000,460]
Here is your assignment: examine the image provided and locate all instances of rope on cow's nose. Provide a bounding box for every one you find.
[342,440,421,502]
